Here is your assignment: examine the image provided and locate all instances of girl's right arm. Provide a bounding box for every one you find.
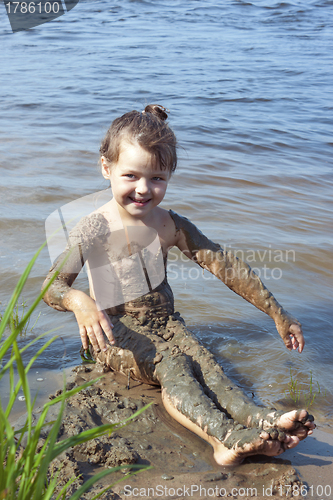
[42,214,115,352]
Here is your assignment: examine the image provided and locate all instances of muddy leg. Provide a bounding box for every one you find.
[155,350,235,443]
[162,395,299,466]
[93,315,264,443]
[94,314,313,448]
[95,314,236,443]
[167,316,268,421]
[156,351,299,466]
[193,351,315,439]
[92,315,162,384]
[165,315,315,438]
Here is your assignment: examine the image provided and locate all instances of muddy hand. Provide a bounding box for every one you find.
[69,291,115,352]
[274,311,304,353]
[80,310,115,353]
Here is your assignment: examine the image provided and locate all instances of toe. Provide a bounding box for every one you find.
[297,409,309,423]
[259,430,270,440]
[277,430,287,441]
[297,409,315,425]
[268,428,279,440]
[286,435,299,449]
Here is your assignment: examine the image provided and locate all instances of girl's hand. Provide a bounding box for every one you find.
[65,291,115,352]
[274,311,304,353]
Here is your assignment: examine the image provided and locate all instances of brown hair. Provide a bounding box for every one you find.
[100,104,177,173]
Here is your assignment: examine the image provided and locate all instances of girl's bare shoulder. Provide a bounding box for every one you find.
[155,207,182,249]
[92,200,124,231]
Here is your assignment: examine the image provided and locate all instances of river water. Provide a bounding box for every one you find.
[0,0,332,423]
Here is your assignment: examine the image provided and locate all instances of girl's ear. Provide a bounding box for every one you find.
[101,156,111,179]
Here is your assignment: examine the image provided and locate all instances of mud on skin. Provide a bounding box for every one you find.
[93,311,313,455]
[169,210,301,343]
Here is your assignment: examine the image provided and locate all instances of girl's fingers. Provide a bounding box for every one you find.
[79,326,89,350]
[85,325,100,352]
[283,334,293,350]
[100,315,115,345]
[92,323,108,352]
[78,311,114,352]
[290,334,298,349]
[289,324,305,353]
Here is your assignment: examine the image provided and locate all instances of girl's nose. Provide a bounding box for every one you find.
[136,178,150,194]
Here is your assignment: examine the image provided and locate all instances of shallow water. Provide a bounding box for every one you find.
[0,0,332,422]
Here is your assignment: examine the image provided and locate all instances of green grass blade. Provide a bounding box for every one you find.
[0,329,61,382]
[0,240,47,340]
[0,280,61,365]
[67,464,152,500]
[0,240,73,345]
[4,336,58,418]
[53,474,79,500]
[31,396,67,500]
[42,475,61,500]
[88,465,153,500]
[14,244,75,340]
[29,311,41,333]
[44,376,104,408]
[1,238,152,500]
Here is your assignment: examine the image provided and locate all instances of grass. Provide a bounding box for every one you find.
[285,367,327,409]
[0,241,151,500]
[0,300,40,336]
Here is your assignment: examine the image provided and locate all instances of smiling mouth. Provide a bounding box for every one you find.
[129,197,151,205]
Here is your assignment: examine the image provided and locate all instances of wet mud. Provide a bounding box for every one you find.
[19,364,306,500]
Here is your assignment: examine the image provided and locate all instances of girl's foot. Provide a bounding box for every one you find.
[249,409,315,440]
[213,428,299,466]
[272,409,315,439]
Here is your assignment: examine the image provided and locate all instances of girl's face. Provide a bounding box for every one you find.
[102,141,170,221]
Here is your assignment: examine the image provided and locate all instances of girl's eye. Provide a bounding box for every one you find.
[124,174,136,179]
[152,177,164,181]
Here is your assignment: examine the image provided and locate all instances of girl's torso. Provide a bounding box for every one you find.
[88,203,180,319]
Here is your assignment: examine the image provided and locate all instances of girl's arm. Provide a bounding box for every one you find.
[42,213,115,352]
[170,210,304,353]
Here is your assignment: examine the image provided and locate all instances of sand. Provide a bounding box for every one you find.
[14,362,332,500]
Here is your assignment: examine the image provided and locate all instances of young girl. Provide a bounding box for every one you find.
[43,104,315,466]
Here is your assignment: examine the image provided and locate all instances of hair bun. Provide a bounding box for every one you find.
[144,104,168,121]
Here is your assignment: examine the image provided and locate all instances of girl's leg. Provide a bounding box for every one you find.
[93,313,313,459]
[196,356,314,439]
[156,351,299,466]
[165,315,314,438]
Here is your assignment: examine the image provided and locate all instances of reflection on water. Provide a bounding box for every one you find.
[0,0,332,421]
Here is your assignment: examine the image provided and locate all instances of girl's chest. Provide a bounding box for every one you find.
[95,208,179,262]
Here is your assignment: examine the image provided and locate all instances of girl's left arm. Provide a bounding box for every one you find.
[170,210,304,353]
